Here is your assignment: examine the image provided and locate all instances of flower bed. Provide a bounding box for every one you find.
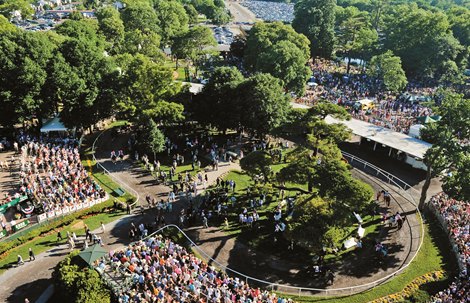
[370,271,444,303]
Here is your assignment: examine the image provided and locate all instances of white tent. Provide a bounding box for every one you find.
[40,116,68,133]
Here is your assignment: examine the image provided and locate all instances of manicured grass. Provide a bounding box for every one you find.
[276,216,457,303]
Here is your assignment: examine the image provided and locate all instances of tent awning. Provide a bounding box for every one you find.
[40,116,68,133]
[78,244,107,266]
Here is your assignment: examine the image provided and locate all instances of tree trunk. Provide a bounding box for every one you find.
[346,56,351,74]
[418,165,432,210]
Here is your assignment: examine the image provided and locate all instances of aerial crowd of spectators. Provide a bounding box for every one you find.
[296,59,436,134]
[428,192,469,303]
[111,235,291,303]
[10,135,106,213]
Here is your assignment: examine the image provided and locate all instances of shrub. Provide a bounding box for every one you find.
[53,251,111,303]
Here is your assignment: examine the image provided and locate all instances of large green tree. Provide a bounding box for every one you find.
[96,6,125,51]
[116,54,183,123]
[244,22,311,95]
[237,73,291,136]
[154,0,189,45]
[172,26,216,75]
[191,66,244,130]
[0,31,55,128]
[292,0,336,59]
[418,92,470,208]
[382,4,465,76]
[336,6,378,73]
[121,2,160,33]
[368,50,408,93]
[53,251,111,303]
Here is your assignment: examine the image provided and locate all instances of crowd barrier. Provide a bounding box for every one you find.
[37,195,109,223]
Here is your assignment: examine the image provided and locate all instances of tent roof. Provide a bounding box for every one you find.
[40,116,68,133]
[78,244,107,266]
[325,115,432,159]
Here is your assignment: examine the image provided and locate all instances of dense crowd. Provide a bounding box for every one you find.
[296,59,436,134]
[111,235,291,303]
[428,192,469,303]
[12,139,106,212]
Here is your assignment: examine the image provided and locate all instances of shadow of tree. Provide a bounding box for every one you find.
[7,278,50,303]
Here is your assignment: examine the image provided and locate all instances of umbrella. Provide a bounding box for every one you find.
[78,244,107,266]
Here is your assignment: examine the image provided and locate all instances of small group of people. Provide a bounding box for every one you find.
[110,149,125,163]
[17,248,35,266]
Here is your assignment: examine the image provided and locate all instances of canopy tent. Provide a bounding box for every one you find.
[40,116,68,133]
[78,244,107,266]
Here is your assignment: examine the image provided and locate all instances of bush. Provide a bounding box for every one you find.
[53,251,111,303]
[0,199,114,258]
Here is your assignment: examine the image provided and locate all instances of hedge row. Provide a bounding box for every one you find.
[0,198,114,259]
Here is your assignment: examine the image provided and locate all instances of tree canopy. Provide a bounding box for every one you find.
[293,0,336,59]
[244,22,311,95]
[419,91,470,207]
[368,50,408,92]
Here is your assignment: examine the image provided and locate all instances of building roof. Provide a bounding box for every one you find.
[325,116,432,159]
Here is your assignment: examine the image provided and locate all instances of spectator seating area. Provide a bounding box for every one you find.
[104,235,292,303]
[15,140,106,213]
[428,192,469,303]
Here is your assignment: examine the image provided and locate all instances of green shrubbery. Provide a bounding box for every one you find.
[0,199,115,259]
[53,251,111,303]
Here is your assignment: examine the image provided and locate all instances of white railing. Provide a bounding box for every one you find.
[91,130,140,208]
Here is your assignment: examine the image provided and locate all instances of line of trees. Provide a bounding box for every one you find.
[0,1,218,132]
[292,0,469,83]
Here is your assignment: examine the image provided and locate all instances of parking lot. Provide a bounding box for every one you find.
[213,26,234,45]
[240,0,294,23]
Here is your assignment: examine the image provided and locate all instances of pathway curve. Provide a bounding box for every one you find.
[93,129,422,296]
